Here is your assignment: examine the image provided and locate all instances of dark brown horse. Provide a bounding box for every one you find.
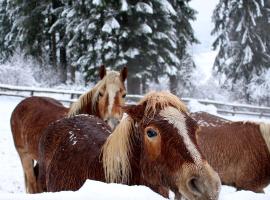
[38,91,221,200]
[191,111,270,192]
[10,65,127,193]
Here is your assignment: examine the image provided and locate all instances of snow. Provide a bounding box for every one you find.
[157,0,176,16]
[243,45,253,65]
[0,96,270,199]
[0,96,25,193]
[101,18,120,34]
[125,48,140,59]
[92,0,102,6]
[188,99,218,115]
[136,2,153,14]
[120,0,128,11]
[0,56,39,87]
[138,23,152,34]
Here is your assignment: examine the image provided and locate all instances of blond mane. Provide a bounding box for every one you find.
[101,91,188,183]
[68,70,122,117]
[139,91,188,120]
[259,122,270,153]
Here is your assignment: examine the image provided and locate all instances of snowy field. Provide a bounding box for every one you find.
[0,96,270,200]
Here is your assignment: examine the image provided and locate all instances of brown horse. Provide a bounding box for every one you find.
[190,111,230,127]
[38,91,221,200]
[192,111,270,192]
[10,65,127,193]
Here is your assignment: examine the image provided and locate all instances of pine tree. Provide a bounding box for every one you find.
[167,0,197,94]
[5,0,47,60]
[0,0,197,91]
[212,0,270,101]
[0,0,12,62]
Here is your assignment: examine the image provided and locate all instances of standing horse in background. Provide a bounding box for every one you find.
[39,91,221,200]
[10,65,127,193]
[192,112,270,192]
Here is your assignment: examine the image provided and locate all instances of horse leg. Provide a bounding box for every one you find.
[19,153,38,193]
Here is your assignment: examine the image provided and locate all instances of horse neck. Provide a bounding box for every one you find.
[101,119,142,185]
[260,123,270,153]
[68,89,100,117]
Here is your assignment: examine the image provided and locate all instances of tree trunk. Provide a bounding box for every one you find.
[141,76,148,94]
[127,76,141,94]
[169,75,178,95]
[50,32,57,68]
[59,31,67,83]
[70,65,76,83]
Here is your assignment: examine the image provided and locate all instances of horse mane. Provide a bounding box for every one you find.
[101,91,188,183]
[140,91,188,121]
[259,122,270,152]
[67,70,121,117]
[102,115,134,183]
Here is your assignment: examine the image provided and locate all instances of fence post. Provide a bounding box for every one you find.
[30,91,34,96]
[232,106,236,116]
[71,93,74,100]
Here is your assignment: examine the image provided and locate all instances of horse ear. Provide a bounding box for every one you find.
[120,66,128,82]
[122,104,145,121]
[99,65,106,79]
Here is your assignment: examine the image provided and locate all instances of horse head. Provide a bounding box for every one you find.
[107,91,221,200]
[68,65,127,129]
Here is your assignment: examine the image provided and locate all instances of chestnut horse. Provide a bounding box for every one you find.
[10,65,127,193]
[192,111,270,192]
[38,91,221,200]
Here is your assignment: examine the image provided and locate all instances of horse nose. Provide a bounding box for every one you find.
[107,118,120,130]
[187,177,203,196]
[177,162,221,200]
[186,165,221,200]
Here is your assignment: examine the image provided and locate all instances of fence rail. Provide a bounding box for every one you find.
[1,83,270,118]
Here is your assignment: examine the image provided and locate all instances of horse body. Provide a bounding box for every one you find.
[194,112,270,192]
[43,115,112,192]
[39,91,221,200]
[10,65,127,193]
[11,97,68,161]
[10,96,68,193]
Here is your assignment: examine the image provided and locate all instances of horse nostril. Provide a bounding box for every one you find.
[187,177,203,197]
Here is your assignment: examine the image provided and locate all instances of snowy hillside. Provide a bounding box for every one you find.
[0,96,270,200]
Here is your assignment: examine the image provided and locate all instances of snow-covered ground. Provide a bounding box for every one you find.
[0,96,270,199]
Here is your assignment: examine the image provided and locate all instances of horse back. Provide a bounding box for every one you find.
[197,121,270,191]
[39,115,111,192]
[10,96,68,159]
[191,111,230,127]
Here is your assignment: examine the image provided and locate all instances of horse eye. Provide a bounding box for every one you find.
[122,93,126,98]
[147,129,158,138]
[99,92,104,97]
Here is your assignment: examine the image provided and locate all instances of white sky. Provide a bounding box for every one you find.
[189,0,219,83]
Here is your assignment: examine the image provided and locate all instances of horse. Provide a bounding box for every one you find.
[190,111,230,127]
[10,65,128,193]
[38,91,221,200]
[191,112,270,192]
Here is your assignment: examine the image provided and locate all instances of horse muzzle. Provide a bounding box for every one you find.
[105,117,120,130]
[175,162,221,200]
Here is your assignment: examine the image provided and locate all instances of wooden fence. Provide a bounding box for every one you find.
[1,84,270,118]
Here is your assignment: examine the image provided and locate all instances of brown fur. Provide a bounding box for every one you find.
[39,91,221,200]
[10,66,128,193]
[195,112,270,192]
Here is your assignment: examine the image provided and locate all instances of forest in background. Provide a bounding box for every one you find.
[0,0,270,106]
